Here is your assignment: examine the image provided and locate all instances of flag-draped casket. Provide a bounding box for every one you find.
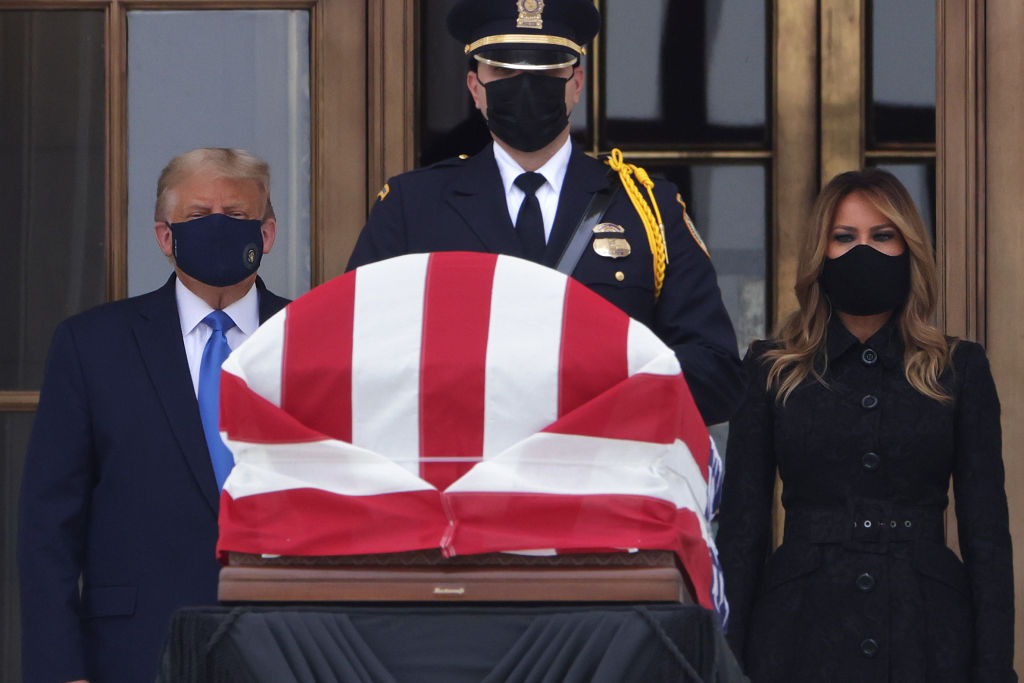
[216,252,725,613]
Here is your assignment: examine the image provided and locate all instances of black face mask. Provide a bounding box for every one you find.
[819,244,911,316]
[482,72,572,152]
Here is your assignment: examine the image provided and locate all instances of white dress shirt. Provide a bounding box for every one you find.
[175,278,260,397]
[493,137,573,242]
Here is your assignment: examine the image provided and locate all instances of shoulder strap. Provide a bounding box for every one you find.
[555,181,618,275]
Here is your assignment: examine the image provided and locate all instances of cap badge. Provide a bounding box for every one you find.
[593,237,631,259]
[516,0,544,30]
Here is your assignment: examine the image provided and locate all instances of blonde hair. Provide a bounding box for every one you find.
[154,147,271,221]
[764,168,953,403]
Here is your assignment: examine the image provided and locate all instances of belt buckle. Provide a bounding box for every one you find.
[849,499,893,544]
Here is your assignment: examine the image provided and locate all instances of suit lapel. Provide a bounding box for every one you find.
[445,144,526,257]
[543,146,612,267]
[133,276,220,515]
[255,276,289,323]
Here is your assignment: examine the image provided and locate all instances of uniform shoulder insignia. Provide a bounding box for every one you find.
[377,183,390,202]
[677,193,710,259]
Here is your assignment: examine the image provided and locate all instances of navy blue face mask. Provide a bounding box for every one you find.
[168,213,264,287]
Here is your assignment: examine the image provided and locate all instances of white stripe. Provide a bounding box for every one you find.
[222,437,436,499]
[627,318,681,377]
[448,431,708,516]
[482,257,565,458]
[351,255,428,475]
[222,308,287,407]
[708,435,724,519]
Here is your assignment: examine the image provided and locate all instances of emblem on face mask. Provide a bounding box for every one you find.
[246,247,257,265]
[517,0,544,29]
[593,237,631,258]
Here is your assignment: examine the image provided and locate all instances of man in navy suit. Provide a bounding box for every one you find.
[18,148,290,683]
[348,0,743,425]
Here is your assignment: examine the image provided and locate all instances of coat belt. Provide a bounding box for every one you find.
[784,502,945,544]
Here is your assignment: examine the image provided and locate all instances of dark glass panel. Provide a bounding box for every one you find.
[870,161,937,245]
[647,162,768,350]
[602,0,768,149]
[419,0,491,166]
[868,0,936,145]
[0,12,106,390]
[0,412,33,683]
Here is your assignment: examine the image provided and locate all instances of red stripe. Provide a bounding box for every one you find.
[217,488,447,562]
[443,491,713,608]
[544,373,709,477]
[418,253,496,490]
[281,273,355,442]
[558,279,629,417]
[221,372,326,444]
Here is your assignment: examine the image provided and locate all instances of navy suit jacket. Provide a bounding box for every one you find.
[348,143,744,424]
[18,275,289,683]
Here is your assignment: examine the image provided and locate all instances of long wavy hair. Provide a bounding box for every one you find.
[763,168,954,403]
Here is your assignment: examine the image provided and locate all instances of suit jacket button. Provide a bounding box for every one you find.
[862,451,881,471]
[861,394,879,409]
[856,572,876,591]
[860,638,880,658]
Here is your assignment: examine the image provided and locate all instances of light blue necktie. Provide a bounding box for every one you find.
[198,310,236,491]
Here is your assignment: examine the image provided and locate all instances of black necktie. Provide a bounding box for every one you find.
[514,171,547,262]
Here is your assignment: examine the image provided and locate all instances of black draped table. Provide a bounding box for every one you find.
[158,604,747,683]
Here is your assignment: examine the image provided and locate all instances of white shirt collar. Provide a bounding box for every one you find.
[175,277,260,337]
[493,137,573,197]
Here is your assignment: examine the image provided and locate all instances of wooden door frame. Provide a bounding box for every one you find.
[939,0,1024,673]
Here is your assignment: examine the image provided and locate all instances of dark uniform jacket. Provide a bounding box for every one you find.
[18,275,289,683]
[347,143,743,425]
[717,317,1015,682]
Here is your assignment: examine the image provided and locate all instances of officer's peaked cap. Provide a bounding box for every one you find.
[448,0,600,70]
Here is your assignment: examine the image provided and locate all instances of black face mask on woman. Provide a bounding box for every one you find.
[483,72,572,152]
[819,244,911,316]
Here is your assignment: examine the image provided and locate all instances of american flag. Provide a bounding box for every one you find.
[216,252,725,615]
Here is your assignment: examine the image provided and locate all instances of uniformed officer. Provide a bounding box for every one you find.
[347,0,744,425]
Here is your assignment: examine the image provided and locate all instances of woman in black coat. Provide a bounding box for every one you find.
[717,169,1015,682]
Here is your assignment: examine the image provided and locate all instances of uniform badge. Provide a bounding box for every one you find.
[516,0,544,29]
[377,183,390,202]
[593,238,631,258]
[677,193,709,259]
[592,222,624,234]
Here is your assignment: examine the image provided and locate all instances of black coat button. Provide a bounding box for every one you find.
[860,638,880,657]
[861,348,878,366]
[862,451,881,471]
[861,394,879,409]
[856,572,876,591]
